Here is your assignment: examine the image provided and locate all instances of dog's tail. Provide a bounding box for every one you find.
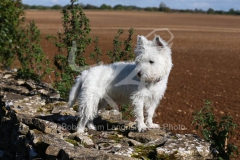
[68,71,88,108]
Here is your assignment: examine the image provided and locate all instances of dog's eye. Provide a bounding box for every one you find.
[149,60,154,64]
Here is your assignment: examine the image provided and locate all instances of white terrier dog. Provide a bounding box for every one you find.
[68,35,172,133]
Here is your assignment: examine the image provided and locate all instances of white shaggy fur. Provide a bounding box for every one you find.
[68,35,173,133]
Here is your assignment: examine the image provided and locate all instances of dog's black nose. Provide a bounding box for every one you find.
[137,71,142,78]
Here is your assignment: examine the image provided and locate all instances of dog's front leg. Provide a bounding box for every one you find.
[145,102,160,129]
[132,98,148,132]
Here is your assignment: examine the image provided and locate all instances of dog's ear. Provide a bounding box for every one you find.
[153,35,164,47]
[137,35,149,46]
[135,36,146,56]
[137,35,144,46]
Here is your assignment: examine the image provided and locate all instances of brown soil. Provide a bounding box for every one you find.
[25,10,240,152]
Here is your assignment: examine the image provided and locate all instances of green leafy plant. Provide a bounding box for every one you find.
[120,104,134,120]
[192,100,239,160]
[107,28,135,63]
[16,20,52,81]
[46,0,94,99]
[0,0,50,81]
[90,36,102,63]
[0,0,24,68]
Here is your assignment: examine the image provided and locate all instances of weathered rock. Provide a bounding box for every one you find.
[122,137,142,146]
[144,135,169,147]
[99,109,122,121]
[51,102,68,114]
[29,129,75,157]
[69,132,95,147]
[0,70,213,159]
[93,109,123,128]
[3,74,12,79]
[3,94,47,116]
[115,147,134,158]
[1,83,29,94]
[61,146,136,160]
[128,128,168,143]
[90,131,122,145]
[16,79,25,85]
[112,143,122,152]
[51,102,78,116]
[18,122,29,135]
[0,70,60,101]
[32,118,58,134]
[156,134,213,160]
[16,113,34,126]
[99,142,113,152]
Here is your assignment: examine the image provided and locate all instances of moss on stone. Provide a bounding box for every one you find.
[41,102,66,112]
[2,106,7,112]
[33,129,43,134]
[107,134,123,143]
[103,143,110,147]
[42,104,53,110]
[73,105,78,112]
[131,145,157,159]
[37,107,43,112]
[53,102,66,107]
[156,151,178,160]
[64,138,78,146]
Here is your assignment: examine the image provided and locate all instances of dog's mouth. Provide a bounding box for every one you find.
[137,71,162,83]
[155,77,162,83]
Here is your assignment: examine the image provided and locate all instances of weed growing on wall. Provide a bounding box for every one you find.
[192,100,239,159]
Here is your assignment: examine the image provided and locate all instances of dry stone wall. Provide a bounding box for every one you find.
[0,69,213,159]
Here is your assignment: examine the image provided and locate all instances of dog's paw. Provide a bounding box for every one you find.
[87,123,96,130]
[137,123,149,132]
[147,123,160,129]
[77,127,85,133]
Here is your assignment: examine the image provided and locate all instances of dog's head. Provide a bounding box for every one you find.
[134,35,172,83]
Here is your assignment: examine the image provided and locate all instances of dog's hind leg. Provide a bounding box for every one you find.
[77,93,100,133]
[87,120,96,130]
[68,71,88,108]
[77,116,89,133]
[85,99,108,131]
